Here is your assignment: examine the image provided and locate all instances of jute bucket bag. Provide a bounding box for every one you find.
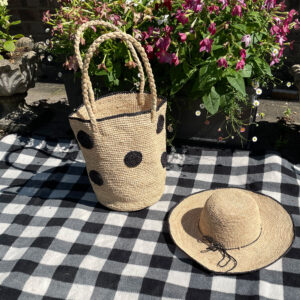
[69,21,167,211]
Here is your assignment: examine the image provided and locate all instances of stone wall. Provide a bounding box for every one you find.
[7,0,57,42]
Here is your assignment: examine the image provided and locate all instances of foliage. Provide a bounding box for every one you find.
[0,1,23,60]
[44,0,300,139]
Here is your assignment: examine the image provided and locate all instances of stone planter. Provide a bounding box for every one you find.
[173,88,257,149]
[0,37,38,131]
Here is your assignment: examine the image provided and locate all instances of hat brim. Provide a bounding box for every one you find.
[169,188,294,274]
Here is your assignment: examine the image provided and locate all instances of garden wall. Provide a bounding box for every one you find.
[7,0,300,66]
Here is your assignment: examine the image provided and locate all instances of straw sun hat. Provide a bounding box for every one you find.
[169,188,294,274]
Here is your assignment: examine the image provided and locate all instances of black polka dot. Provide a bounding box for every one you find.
[77,130,93,149]
[89,170,103,186]
[156,115,165,134]
[161,152,167,168]
[124,151,142,168]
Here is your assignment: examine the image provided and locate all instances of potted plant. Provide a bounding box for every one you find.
[43,0,299,147]
[0,0,38,131]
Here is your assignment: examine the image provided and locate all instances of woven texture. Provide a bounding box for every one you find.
[169,188,294,273]
[69,22,166,211]
[1,135,300,299]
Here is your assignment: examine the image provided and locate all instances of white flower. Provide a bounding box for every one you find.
[256,88,262,96]
[253,100,260,107]
[47,55,53,62]
[252,136,258,142]
[137,73,141,78]
[45,28,50,33]
[272,48,279,56]
[57,72,62,78]
[45,39,50,45]
[195,110,201,117]
[0,0,8,6]
[200,103,205,109]
[157,15,169,25]
[286,82,292,88]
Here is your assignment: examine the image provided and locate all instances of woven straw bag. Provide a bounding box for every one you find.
[69,21,167,211]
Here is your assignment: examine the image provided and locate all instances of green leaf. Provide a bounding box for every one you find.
[240,64,252,78]
[253,58,272,76]
[9,20,21,26]
[227,75,246,96]
[0,54,4,60]
[3,40,15,52]
[13,34,24,39]
[170,63,197,96]
[202,86,220,115]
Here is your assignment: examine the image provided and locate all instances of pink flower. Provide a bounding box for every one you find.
[208,5,219,15]
[218,57,228,68]
[232,5,242,18]
[43,10,51,23]
[236,59,245,71]
[270,25,280,35]
[142,31,150,40]
[178,32,187,42]
[263,0,276,11]
[287,9,298,23]
[156,50,179,66]
[219,0,229,10]
[270,55,279,66]
[172,53,180,66]
[276,35,287,46]
[163,25,174,35]
[208,22,216,35]
[241,34,251,47]
[199,38,214,53]
[279,1,287,11]
[163,0,172,11]
[176,10,189,25]
[63,55,79,72]
[145,44,154,59]
[279,47,284,57]
[240,49,247,59]
[155,36,171,51]
[290,40,295,50]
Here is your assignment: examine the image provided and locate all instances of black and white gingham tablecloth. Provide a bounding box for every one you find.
[0,134,299,300]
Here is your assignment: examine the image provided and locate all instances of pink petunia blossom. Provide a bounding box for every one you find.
[172,53,180,66]
[270,55,279,66]
[278,47,284,57]
[276,35,287,46]
[179,32,187,42]
[208,5,219,15]
[279,1,287,11]
[263,0,277,11]
[176,10,189,25]
[241,34,251,47]
[240,49,247,59]
[287,9,298,23]
[219,0,229,10]
[218,57,228,68]
[208,22,216,35]
[290,40,295,50]
[232,5,242,18]
[155,36,171,51]
[63,55,79,72]
[270,25,280,35]
[199,38,214,53]
[43,10,51,23]
[236,59,245,71]
[156,50,173,65]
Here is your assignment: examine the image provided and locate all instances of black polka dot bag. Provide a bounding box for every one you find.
[68,21,167,211]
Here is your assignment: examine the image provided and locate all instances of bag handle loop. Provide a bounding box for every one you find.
[82,30,158,129]
[74,20,146,109]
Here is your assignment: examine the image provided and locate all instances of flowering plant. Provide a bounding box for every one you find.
[0,0,23,59]
[44,0,299,139]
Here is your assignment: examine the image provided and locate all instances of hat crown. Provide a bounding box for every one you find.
[199,189,262,249]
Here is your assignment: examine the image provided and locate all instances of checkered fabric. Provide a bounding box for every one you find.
[0,134,299,300]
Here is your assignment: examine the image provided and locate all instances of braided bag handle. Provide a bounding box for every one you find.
[74,20,145,110]
[82,31,158,130]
